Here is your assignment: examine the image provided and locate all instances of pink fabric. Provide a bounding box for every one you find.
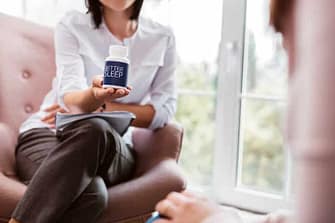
[288,0,335,222]
[0,13,185,222]
[0,13,55,131]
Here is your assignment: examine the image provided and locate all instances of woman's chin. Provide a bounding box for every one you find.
[100,0,135,12]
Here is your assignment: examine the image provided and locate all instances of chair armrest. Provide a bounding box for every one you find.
[0,123,26,219]
[132,123,184,176]
[0,174,26,220]
[98,160,186,223]
[0,123,17,176]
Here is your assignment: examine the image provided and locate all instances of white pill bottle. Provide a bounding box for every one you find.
[103,45,129,89]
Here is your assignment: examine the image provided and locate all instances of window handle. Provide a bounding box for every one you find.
[223,41,239,73]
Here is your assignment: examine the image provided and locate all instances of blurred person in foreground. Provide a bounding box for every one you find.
[153,0,335,222]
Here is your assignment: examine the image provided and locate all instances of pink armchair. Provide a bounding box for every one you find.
[0,13,186,223]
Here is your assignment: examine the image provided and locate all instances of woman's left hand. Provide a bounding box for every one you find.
[41,104,67,128]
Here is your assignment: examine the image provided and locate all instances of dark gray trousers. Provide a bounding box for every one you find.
[12,118,135,223]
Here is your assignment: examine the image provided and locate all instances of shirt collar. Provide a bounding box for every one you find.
[98,16,141,45]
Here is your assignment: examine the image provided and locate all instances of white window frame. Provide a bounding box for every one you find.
[211,0,293,213]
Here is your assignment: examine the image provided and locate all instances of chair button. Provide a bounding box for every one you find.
[24,105,33,113]
[22,71,31,79]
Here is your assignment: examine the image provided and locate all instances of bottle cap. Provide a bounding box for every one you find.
[109,45,128,58]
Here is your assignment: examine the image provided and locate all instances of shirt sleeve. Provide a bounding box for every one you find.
[148,31,178,130]
[54,20,88,110]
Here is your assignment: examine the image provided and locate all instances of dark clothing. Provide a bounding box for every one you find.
[12,118,135,223]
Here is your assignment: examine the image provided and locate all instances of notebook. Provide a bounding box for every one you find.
[55,111,135,136]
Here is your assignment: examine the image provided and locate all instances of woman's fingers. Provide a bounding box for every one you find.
[43,104,60,112]
[45,117,56,125]
[93,86,130,101]
[106,88,129,97]
[107,88,116,94]
[115,88,130,95]
[166,192,188,206]
[41,107,68,124]
[154,219,170,223]
[115,89,125,95]
[41,110,58,122]
[92,75,103,88]
[156,199,178,219]
[181,190,206,201]
[59,108,67,113]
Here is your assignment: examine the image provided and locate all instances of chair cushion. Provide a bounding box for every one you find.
[0,13,55,132]
[0,124,16,176]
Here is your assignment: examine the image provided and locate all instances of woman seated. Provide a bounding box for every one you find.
[9,0,177,222]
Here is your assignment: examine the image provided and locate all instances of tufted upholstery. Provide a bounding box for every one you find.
[0,13,186,223]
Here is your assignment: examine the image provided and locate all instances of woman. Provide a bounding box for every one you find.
[9,0,177,222]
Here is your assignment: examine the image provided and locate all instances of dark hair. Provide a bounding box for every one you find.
[269,0,293,33]
[85,0,144,29]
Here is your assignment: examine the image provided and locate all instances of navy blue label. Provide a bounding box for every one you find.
[103,61,128,87]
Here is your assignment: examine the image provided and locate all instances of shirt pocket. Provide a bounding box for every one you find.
[129,43,166,86]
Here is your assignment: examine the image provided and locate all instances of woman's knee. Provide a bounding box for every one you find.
[75,118,119,152]
[60,177,108,222]
[85,176,108,213]
[79,118,114,139]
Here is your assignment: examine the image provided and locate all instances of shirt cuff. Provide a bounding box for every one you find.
[148,95,170,130]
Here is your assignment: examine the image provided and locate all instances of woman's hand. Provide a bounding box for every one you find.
[41,104,67,128]
[262,210,292,223]
[91,75,132,102]
[155,191,241,223]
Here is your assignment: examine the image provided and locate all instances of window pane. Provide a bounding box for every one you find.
[142,0,169,25]
[166,0,222,188]
[238,99,285,193]
[237,0,288,196]
[176,63,216,92]
[0,0,24,17]
[175,94,216,187]
[242,0,287,97]
[25,0,85,26]
[169,0,222,91]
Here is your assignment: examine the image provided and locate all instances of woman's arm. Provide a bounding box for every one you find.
[146,30,178,130]
[54,21,129,114]
[63,87,102,113]
[63,77,131,114]
[105,102,154,128]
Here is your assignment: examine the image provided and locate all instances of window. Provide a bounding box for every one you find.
[0,0,24,17]
[142,0,223,189]
[213,0,292,212]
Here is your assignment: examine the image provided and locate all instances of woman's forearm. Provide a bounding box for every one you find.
[63,87,103,113]
[105,102,155,128]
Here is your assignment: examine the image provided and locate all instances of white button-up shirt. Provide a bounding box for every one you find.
[20,11,177,145]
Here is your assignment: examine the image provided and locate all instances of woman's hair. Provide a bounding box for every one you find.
[85,0,144,29]
[269,0,293,33]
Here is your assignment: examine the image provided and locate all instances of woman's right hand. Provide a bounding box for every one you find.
[41,103,68,128]
[91,75,132,102]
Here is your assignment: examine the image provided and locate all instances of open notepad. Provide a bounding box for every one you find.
[55,111,136,136]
